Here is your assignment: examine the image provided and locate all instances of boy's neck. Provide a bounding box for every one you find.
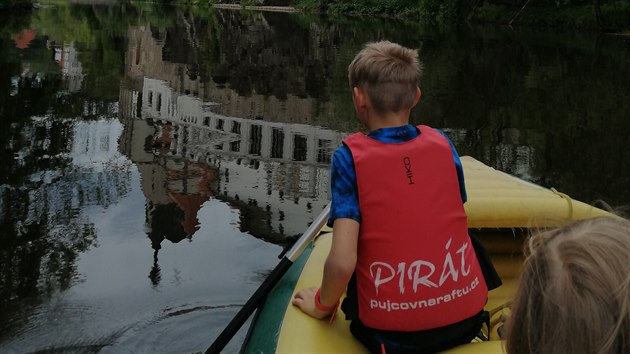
[363,110,411,132]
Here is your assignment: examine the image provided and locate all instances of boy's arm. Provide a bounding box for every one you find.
[292,218,359,319]
[435,129,467,203]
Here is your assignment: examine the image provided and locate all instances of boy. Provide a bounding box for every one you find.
[292,41,489,354]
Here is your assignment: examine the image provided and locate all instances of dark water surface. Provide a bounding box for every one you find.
[1,2,629,353]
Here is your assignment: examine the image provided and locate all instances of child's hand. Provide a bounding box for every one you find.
[291,286,333,320]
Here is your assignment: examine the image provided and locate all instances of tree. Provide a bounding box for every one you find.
[593,0,605,30]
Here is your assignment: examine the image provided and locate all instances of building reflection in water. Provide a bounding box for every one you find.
[119,24,345,285]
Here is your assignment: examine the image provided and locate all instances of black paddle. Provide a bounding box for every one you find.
[205,203,331,354]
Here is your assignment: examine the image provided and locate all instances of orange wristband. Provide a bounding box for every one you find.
[314,288,337,312]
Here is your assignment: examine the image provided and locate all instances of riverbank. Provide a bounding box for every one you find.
[26,0,630,33]
[208,1,629,32]
[213,3,299,13]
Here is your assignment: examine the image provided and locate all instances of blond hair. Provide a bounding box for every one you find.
[348,41,421,114]
[506,216,630,354]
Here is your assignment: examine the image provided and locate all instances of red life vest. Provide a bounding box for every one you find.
[343,125,488,331]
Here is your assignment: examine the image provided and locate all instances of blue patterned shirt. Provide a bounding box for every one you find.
[327,124,467,227]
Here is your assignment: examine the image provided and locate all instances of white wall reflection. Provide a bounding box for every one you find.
[124,76,343,239]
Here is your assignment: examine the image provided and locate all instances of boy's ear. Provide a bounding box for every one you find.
[352,87,367,111]
[352,87,361,104]
[412,87,421,108]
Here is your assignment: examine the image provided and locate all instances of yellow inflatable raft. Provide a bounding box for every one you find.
[241,156,611,354]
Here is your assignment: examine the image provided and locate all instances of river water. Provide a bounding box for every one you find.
[0,3,629,353]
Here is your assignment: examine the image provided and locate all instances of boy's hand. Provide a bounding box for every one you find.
[291,286,333,320]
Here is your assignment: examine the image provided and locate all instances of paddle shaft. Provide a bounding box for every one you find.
[205,203,331,354]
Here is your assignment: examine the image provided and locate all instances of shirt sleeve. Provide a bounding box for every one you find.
[327,145,361,227]
[436,129,468,204]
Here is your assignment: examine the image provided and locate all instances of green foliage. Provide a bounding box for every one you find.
[128,1,180,29]
[290,0,630,28]
[0,3,32,34]
[602,0,630,27]
[295,0,460,23]
[417,0,458,23]
[471,1,630,30]
[135,0,217,4]
[0,0,32,8]
[326,0,420,17]
[240,0,262,6]
[30,3,140,100]
[293,0,319,11]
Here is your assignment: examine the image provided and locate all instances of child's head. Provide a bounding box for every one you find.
[506,216,630,354]
[348,41,421,115]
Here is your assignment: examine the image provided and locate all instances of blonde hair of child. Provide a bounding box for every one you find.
[348,41,421,115]
[506,216,630,354]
